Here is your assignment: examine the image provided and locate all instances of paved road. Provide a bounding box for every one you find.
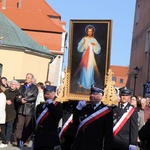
[1,141,61,150]
[0,141,32,150]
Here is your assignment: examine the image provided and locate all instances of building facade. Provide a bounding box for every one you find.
[0,12,54,82]
[110,65,129,89]
[0,0,67,86]
[127,0,150,97]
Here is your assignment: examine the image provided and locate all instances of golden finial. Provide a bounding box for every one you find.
[102,69,118,106]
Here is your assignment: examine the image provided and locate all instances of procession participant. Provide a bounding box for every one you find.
[33,85,63,150]
[139,118,150,150]
[59,101,78,150]
[112,87,138,150]
[72,86,113,150]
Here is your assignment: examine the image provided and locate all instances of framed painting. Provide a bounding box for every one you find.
[66,20,112,101]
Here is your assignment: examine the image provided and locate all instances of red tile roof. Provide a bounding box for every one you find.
[21,0,60,17]
[50,18,65,31]
[110,65,129,76]
[0,0,60,17]
[25,31,62,50]
[0,0,65,52]
[1,9,64,32]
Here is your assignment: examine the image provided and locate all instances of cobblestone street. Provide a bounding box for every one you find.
[0,141,32,150]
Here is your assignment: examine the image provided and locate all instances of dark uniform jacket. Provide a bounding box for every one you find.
[72,102,113,150]
[112,103,138,150]
[139,118,150,150]
[16,84,38,116]
[34,100,63,148]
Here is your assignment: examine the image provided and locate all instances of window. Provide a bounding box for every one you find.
[145,29,150,53]
[120,78,124,84]
[135,1,140,24]
[112,76,116,82]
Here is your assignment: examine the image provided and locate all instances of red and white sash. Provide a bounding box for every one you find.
[59,114,73,139]
[113,106,135,136]
[36,102,58,129]
[76,106,110,136]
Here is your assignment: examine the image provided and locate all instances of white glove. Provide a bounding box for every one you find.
[76,101,86,110]
[129,145,136,150]
[47,99,53,104]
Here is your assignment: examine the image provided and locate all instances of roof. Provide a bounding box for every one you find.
[110,65,129,76]
[1,9,64,32]
[0,0,66,51]
[24,31,62,50]
[0,12,55,56]
[0,0,60,17]
[22,0,61,17]
[0,0,64,32]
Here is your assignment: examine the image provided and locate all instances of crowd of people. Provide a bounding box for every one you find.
[0,73,150,150]
[0,73,56,149]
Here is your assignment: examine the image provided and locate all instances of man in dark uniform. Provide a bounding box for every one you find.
[33,85,63,150]
[139,118,150,150]
[72,86,113,150]
[112,87,138,150]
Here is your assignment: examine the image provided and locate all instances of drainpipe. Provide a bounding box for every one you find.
[46,56,55,81]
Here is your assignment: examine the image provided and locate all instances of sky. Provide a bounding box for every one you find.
[47,0,136,67]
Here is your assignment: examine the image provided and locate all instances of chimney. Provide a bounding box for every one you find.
[2,0,7,9]
[18,0,22,9]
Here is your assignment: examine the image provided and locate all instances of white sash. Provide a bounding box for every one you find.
[59,114,73,139]
[36,107,49,128]
[76,106,110,136]
[113,106,135,136]
[36,102,58,128]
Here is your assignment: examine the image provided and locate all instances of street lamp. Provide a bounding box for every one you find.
[133,66,140,95]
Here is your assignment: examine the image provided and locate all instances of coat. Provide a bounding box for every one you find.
[72,102,113,150]
[137,108,145,130]
[16,84,38,116]
[139,118,150,150]
[0,92,6,124]
[112,103,138,150]
[4,88,18,122]
[34,100,63,148]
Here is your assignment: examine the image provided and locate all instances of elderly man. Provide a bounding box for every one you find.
[72,86,113,150]
[112,87,138,150]
[33,85,63,150]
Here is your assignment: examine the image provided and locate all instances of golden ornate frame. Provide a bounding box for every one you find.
[57,20,112,102]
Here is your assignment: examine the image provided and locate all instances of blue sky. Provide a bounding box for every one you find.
[47,0,136,67]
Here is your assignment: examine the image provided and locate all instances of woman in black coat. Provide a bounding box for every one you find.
[4,80,18,143]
